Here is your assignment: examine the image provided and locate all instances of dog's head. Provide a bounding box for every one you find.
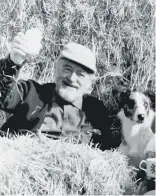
[117,89,155,123]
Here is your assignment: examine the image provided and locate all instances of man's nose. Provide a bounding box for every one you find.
[68,72,77,82]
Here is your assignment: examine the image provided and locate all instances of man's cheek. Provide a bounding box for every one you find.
[56,77,64,86]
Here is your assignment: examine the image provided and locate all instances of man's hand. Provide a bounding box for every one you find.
[10,32,29,65]
[10,28,42,65]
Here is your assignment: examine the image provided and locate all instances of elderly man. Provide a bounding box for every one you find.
[0,31,119,150]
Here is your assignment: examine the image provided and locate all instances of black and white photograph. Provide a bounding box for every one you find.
[0,0,155,195]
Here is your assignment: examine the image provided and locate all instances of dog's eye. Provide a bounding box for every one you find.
[144,101,148,109]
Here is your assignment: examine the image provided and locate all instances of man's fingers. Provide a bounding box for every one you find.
[12,42,28,55]
[16,32,28,42]
[11,48,27,57]
[14,35,28,47]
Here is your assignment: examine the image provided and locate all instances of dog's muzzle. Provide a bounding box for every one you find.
[137,114,145,123]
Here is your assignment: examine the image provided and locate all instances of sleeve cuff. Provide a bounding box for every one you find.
[4,54,26,76]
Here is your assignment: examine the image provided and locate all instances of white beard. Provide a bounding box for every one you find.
[56,86,80,103]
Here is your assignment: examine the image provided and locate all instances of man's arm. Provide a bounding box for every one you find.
[0,30,42,112]
[0,55,20,96]
[0,56,30,112]
[83,96,121,150]
[91,100,120,150]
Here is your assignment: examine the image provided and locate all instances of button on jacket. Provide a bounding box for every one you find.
[0,56,120,150]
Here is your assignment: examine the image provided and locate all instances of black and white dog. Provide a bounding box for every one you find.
[117,89,155,167]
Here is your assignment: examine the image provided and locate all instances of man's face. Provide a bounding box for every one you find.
[54,58,94,103]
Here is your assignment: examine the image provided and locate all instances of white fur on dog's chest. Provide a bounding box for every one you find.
[118,110,154,158]
[122,119,141,145]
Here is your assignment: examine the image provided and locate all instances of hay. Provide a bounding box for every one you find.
[0,135,138,195]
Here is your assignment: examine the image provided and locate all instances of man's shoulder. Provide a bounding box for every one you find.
[28,80,55,92]
[41,81,56,91]
[24,80,56,102]
[83,94,105,107]
[28,79,55,87]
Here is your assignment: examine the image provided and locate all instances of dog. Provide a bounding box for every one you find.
[117,89,155,167]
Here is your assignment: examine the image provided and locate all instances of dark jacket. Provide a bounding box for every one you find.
[0,56,120,150]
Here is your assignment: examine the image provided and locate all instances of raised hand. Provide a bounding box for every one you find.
[10,28,42,65]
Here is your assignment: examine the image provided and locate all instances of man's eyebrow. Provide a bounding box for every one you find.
[63,64,72,68]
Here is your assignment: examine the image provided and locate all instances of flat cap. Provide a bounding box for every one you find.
[57,43,97,73]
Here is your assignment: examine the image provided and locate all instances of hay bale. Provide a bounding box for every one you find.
[0,135,139,195]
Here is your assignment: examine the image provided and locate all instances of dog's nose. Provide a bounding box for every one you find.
[138,114,145,121]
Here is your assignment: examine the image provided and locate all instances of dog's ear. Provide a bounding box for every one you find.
[118,89,131,109]
[112,88,131,99]
[112,88,131,109]
[119,89,131,102]
[144,90,155,111]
